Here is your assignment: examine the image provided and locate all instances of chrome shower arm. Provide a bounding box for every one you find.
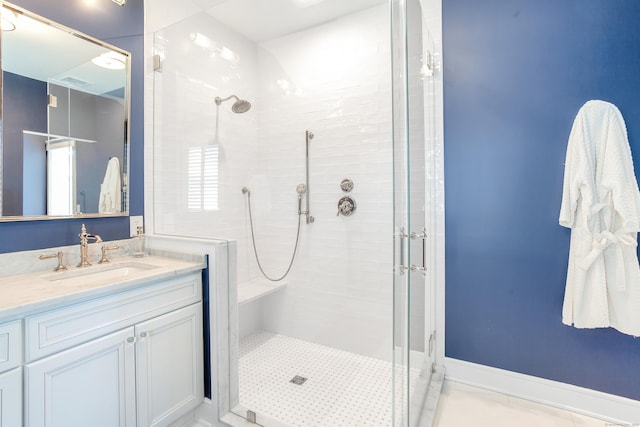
[215,95,239,105]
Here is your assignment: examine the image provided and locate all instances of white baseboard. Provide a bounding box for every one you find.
[444,357,640,425]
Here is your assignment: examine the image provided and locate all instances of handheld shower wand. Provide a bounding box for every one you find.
[241,184,304,282]
[296,183,306,215]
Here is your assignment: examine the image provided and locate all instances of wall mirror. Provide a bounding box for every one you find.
[0,1,130,221]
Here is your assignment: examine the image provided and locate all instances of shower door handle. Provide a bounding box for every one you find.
[410,228,427,277]
[396,228,409,275]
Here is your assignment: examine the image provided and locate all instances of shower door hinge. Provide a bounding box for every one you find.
[246,410,257,424]
[152,54,162,72]
[410,227,428,277]
[428,330,435,357]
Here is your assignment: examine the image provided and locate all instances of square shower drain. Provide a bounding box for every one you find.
[289,375,308,385]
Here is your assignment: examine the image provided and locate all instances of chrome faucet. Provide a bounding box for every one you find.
[78,224,103,267]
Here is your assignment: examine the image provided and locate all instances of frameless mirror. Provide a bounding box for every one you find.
[0,1,130,220]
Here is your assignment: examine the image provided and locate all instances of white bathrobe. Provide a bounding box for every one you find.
[560,100,640,336]
[98,157,122,213]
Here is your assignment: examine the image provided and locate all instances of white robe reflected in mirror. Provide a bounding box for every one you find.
[98,157,122,214]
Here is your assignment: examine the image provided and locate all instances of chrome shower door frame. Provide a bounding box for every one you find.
[391,0,435,425]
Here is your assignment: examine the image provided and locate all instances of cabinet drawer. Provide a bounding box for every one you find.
[0,320,21,373]
[25,273,201,362]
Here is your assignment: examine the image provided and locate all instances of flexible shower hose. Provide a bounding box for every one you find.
[245,191,302,282]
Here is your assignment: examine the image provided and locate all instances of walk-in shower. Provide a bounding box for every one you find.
[150,0,442,425]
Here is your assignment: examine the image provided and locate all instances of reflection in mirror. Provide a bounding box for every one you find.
[0,1,130,220]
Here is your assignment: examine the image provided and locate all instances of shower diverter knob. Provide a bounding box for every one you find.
[340,178,354,192]
[337,196,356,217]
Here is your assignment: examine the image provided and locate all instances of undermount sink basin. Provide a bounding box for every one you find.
[42,262,158,285]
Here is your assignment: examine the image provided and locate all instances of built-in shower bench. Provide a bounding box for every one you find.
[238,277,287,305]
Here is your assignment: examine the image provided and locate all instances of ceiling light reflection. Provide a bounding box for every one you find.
[91,51,126,70]
[290,0,325,8]
[190,32,240,65]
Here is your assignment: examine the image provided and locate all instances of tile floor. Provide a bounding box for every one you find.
[237,330,416,427]
[434,381,614,427]
[236,331,616,427]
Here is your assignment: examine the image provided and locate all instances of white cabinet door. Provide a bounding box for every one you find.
[25,327,136,427]
[0,367,22,427]
[136,303,203,427]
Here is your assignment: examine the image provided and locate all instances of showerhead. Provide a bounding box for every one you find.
[296,183,306,195]
[232,99,251,113]
[215,95,252,113]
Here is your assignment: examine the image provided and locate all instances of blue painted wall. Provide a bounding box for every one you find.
[444,1,640,399]
[0,0,143,253]
[2,72,47,216]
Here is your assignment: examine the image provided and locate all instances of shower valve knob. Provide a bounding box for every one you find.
[337,197,356,217]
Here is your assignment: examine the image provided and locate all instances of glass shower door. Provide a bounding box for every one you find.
[392,0,433,425]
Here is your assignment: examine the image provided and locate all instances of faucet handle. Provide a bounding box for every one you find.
[99,245,120,264]
[39,251,67,272]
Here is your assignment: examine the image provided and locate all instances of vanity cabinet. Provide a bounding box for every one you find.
[21,272,204,427]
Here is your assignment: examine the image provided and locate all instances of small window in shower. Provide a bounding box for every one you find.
[47,139,76,216]
[187,144,219,211]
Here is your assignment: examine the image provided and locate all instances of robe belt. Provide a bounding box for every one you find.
[579,230,637,291]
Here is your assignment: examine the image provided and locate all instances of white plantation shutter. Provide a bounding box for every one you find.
[188,145,219,211]
[47,140,75,215]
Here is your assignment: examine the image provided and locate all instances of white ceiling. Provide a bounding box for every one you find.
[204,0,388,42]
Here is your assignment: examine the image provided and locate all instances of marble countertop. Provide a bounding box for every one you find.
[0,255,205,321]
